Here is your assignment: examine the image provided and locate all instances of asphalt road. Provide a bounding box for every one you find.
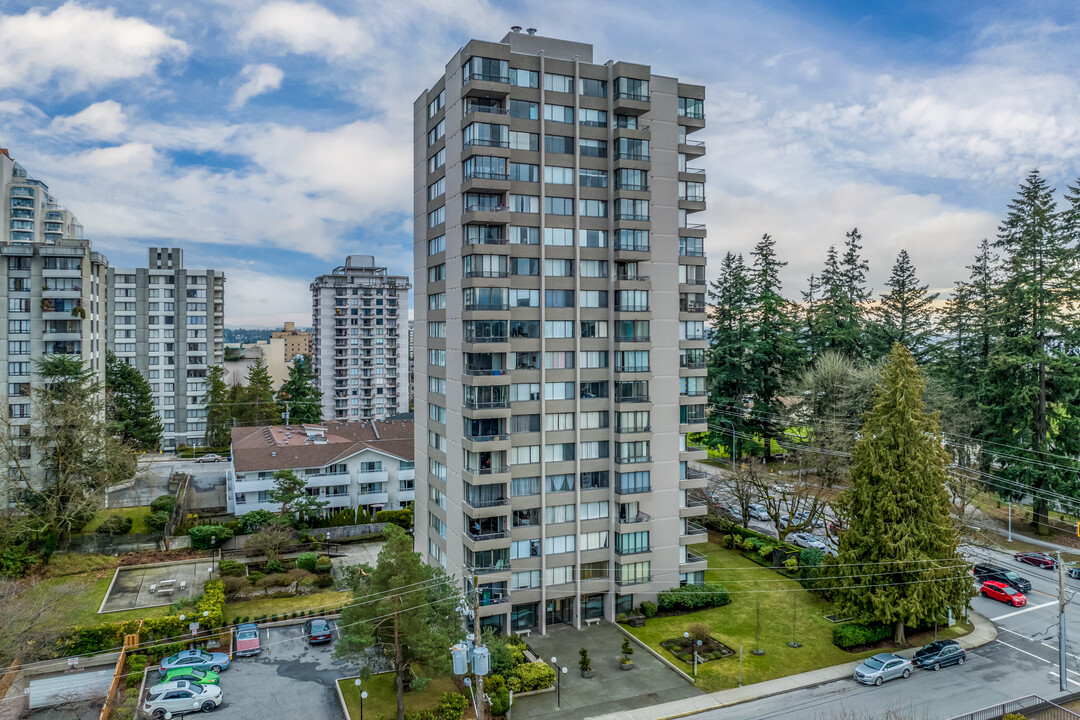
[690,544,1080,720]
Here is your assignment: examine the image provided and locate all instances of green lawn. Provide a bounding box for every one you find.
[225,589,350,622]
[626,542,971,692]
[24,572,172,627]
[338,672,460,719]
[80,506,153,535]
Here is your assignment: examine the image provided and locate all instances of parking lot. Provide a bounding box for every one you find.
[207,622,386,720]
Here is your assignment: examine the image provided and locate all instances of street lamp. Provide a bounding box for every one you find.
[683,632,703,677]
[354,679,367,720]
[211,535,217,574]
[325,531,331,556]
[549,657,568,708]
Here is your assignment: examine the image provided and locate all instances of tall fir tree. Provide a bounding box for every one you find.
[871,249,938,361]
[816,238,867,359]
[241,358,281,426]
[832,345,972,643]
[746,234,802,459]
[203,366,232,448]
[933,239,998,404]
[706,252,754,458]
[801,272,824,359]
[277,355,323,424]
[105,351,163,450]
[981,171,1080,533]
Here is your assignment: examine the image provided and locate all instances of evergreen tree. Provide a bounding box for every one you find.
[801,272,824,359]
[277,355,322,424]
[203,366,232,448]
[816,239,867,359]
[935,279,977,398]
[242,358,280,426]
[981,171,1080,533]
[268,469,328,519]
[105,351,163,450]
[746,234,802,459]
[871,249,938,361]
[336,525,461,720]
[706,252,754,458]
[832,345,972,643]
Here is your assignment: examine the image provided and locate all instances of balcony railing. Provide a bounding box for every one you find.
[464,399,510,409]
[465,496,510,509]
[466,562,511,575]
[614,242,650,252]
[464,203,509,212]
[616,153,650,162]
[615,274,650,282]
[464,270,509,279]
[615,425,651,434]
[616,574,652,586]
[616,91,650,102]
[683,223,706,231]
[479,592,511,606]
[464,433,510,443]
[615,545,652,556]
[464,303,510,312]
[682,389,708,397]
[683,166,706,174]
[682,139,706,147]
[616,182,649,191]
[464,170,510,181]
[614,395,650,403]
[684,548,708,564]
[680,194,706,203]
[680,248,706,257]
[463,139,511,148]
[464,368,510,376]
[684,521,708,535]
[617,512,651,525]
[464,72,510,85]
[463,336,509,344]
[615,365,650,373]
[615,304,649,312]
[684,467,709,480]
[615,483,651,494]
[680,360,707,369]
[615,213,650,222]
[680,301,707,313]
[465,104,509,116]
[684,443,707,452]
[681,110,705,119]
[615,335,650,343]
[464,464,511,476]
[466,529,510,541]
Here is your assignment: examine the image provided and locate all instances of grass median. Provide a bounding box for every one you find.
[338,671,459,718]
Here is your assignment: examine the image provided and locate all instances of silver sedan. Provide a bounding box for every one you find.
[853,653,912,686]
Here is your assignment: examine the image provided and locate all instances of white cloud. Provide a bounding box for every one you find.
[48,101,129,141]
[231,64,284,109]
[222,268,313,327]
[239,1,373,60]
[0,3,187,93]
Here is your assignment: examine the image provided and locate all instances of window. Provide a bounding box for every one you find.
[546,474,574,493]
[8,320,30,334]
[427,148,445,173]
[681,376,707,396]
[581,531,609,550]
[578,107,607,127]
[428,263,446,283]
[509,226,539,245]
[680,181,705,202]
[616,137,649,160]
[579,168,607,188]
[580,351,608,369]
[510,445,540,465]
[427,118,445,147]
[617,290,649,311]
[617,168,647,190]
[616,531,650,555]
[463,286,508,310]
[510,351,540,369]
[509,99,538,119]
[580,229,607,247]
[545,258,574,276]
[616,350,649,372]
[428,403,446,423]
[509,131,539,151]
[509,194,539,213]
[580,290,607,308]
[544,165,573,185]
[428,321,445,338]
[511,476,540,496]
[428,376,446,395]
[544,135,574,154]
[546,504,575,524]
[512,570,541,590]
[509,68,538,87]
[428,206,445,228]
[464,122,508,147]
[428,292,445,310]
[579,199,607,217]
[617,440,651,463]
[510,414,541,433]
[545,443,575,462]
[546,565,575,586]
[580,320,608,338]
[428,349,446,367]
[680,320,706,340]
[581,501,609,520]
[680,236,705,257]
[464,155,508,180]
[544,104,574,123]
[579,77,607,97]
[544,381,575,400]
[510,383,540,403]
[545,412,574,431]
[580,260,608,278]
[509,162,538,182]
[679,96,705,118]
[546,534,575,555]
[463,254,507,278]
[580,441,609,460]
[616,77,649,100]
[8,298,30,313]
[618,470,651,492]
[509,258,539,277]
[511,539,541,559]
[509,320,540,339]
[463,56,509,83]
[544,228,574,246]
[544,196,574,215]
[544,73,573,93]
[579,138,607,157]
[580,410,609,429]
[8,341,30,355]
[427,89,445,118]
[615,229,649,251]
[545,351,574,369]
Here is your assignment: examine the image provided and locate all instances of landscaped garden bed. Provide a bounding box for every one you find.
[660,634,734,663]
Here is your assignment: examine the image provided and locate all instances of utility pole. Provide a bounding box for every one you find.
[1008,502,1012,542]
[473,575,486,720]
[1060,551,1068,692]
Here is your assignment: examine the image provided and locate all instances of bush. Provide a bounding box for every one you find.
[222,576,249,599]
[315,573,335,588]
[758,544,774,558]
[187,525,232,549]
[247,571,266,585]
[506,662,556,693]
[263,558,285,574]
[150,495,176,514]
[723,534,735,549]
[376,508,413,530]
[296,552,318,573]
[217,559,244,577]
[578,647,592,673]
[832,622,893,649]
[657,583,731,611]
[616,613,627,623]
[687,622,711,643]
[784,557,799,573]
[0,542,40,578]
[742,537,755,552]
[237,509,278,535]
[1002,714,1028,720]
[126,654,148,688]
[639,600,658,618]
[482,630,526,676]
[487,675,510,715]
[144,511,170,532]
[96,515,134,536]
[799,547,824,568]
[315,555,333,573]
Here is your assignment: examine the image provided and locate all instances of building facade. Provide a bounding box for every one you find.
[310,255,411,422]
[271,321,312,362]
[227,419,415,517]
[223,338,290,390]
[2,148,83,245]
[107,248,225,451]
[413,31,709,634]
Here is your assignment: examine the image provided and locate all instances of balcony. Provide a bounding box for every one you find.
[467,561,511,576]
[465,104,509,117]
[615,274,650,283]
[615,425,651,435]
[680,300,707,313]
[357,491,390,505]
[464,72,510,85]
[684,467,709,480]
[464,496,510,509]
[466,528,511,542]
[464,465,511,477]
[615,213,650,222]
[615,483,651,495]
[680,360,707,370]
[615,574,651,587]
[614,242,650,253]
[616,512,651,526]
[683,223,707,231]
[463,303,510,312]
[616,182,649,191]
[464,399,510,410]
[615,365,650,374]
[463,336,509,345]
[681,389,708,397]
[683,548,708,566]
[615,545,652,556]
[614,395,650,404]
[616,455,651,465]
[614,304,649,312]
[464,433,509,443]
[683,520,708,536]
[464,368,510,376]
[614,335,650,343]
[615,153,651,163]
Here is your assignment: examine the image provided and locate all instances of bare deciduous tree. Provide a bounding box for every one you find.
[1,578,80,664]
[740,463,830,541]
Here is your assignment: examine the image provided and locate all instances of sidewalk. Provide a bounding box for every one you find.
[986,526,1080,556]
[585,613,997,720]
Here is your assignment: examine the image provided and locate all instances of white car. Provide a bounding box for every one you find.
[194,454,225,463]
[788,532,828,551]
[142,680,222,718]
[748,504,770,521]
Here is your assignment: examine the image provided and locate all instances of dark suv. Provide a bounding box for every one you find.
[973,563,1031,593]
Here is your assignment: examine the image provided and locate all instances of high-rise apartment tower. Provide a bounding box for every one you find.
[413,30,709,634]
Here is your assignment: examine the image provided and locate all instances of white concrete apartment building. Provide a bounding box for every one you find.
[226,419,415,518]
[2,148,83,245]
[107,248,225,451]
[413,30,710,635]
[311,255,411,423]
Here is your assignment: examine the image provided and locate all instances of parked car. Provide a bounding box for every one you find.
[159,649,231,675]
[162,668,220,685]
[194,453,225,463]
[781,510,824,529]
[233,622,261,657]
[303,618,334,644]
[912,639,966,671]
[788,532,828,551]
[853,653,913,686]
[980,580,1027,607]
[1015,552,1057,570]
[748,503,770,521]
[972,563,1031,593]
[142,680,222,718]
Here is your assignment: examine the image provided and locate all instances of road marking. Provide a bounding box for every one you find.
[995,640,1053,664]
[990,600,1057,621]
[999,628,1080,663]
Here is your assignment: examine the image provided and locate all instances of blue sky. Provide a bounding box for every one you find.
[2,1,1080,326]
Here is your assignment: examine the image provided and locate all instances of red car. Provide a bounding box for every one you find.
[1015,552,1057,570]
[981,580,1027,607]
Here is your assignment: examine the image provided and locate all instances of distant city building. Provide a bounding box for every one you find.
[310,255,410,422]
[107,248,225,451]
[1,148,83,245]
[223,338,289,389]
[408,319,415,410]
[227,419,415,518]
[271,321,312,362]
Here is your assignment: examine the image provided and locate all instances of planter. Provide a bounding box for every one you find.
[620,662,634,671]
[580,670,595,679]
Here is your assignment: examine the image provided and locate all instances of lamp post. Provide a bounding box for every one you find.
[683,633,703,677]
[354,679,367,720]
[325,531,331,556]
[549,657,568,708]
[211,535,217,574]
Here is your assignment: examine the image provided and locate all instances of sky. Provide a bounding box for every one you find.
[2,0,1080,326]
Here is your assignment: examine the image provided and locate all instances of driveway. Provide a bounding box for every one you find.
[212,622,384,720]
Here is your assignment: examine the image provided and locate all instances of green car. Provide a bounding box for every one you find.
[161,667,220,685]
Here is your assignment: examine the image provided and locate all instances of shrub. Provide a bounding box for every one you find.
[742,537,755,551]
[0,542,40,578]
[247,571,266,585]
[657,583,731,611]
[237,509,278,535]
[187,525,232,549]
[487,674,510,715]
[758,544,774,558]
[315,573,335,588]
[145,511,171,532]
[482,630,525,676]
[506,662,556,693]
[126,654,148,688]
[375,508,413,530]
[96,515,134,536]
[1002,714,1028,720]
[832,622,892,649]
[217,559,244,577]
[616,613,627,623]
[784,557,799,573]
[150,495,176,514]
[296,552,318,573]
[722,534,735,549]
[245,525,295,561]
[687,622,711,643]
[263,558,285,574]
[621,637,634,663]
[578,647,592,673]
[639,600,658,618]
[222,576,248,599]
[315,555,333,573]
[799,547,824,568]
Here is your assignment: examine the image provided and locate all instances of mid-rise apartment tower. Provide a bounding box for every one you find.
[413,30,709,634]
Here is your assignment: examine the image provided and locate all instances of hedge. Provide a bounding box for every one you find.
[188,525,233,549]
[506,661,556,693]
[296,552,318,573]
[150,495,176,514]
[375,508,413,530]
[404,692,469,720]
[832,622,892,649]
[657,583,731,611]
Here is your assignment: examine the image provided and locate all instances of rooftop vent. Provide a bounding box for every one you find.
[526,27,537,35]
[511,25,522,32]
[271,451,277,457]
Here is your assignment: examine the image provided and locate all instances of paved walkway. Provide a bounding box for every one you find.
[987,526,1080,556]
[585,613,997,720]
[329,540,384,586]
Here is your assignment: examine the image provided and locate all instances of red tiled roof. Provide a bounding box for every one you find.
[230,419,413,473]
